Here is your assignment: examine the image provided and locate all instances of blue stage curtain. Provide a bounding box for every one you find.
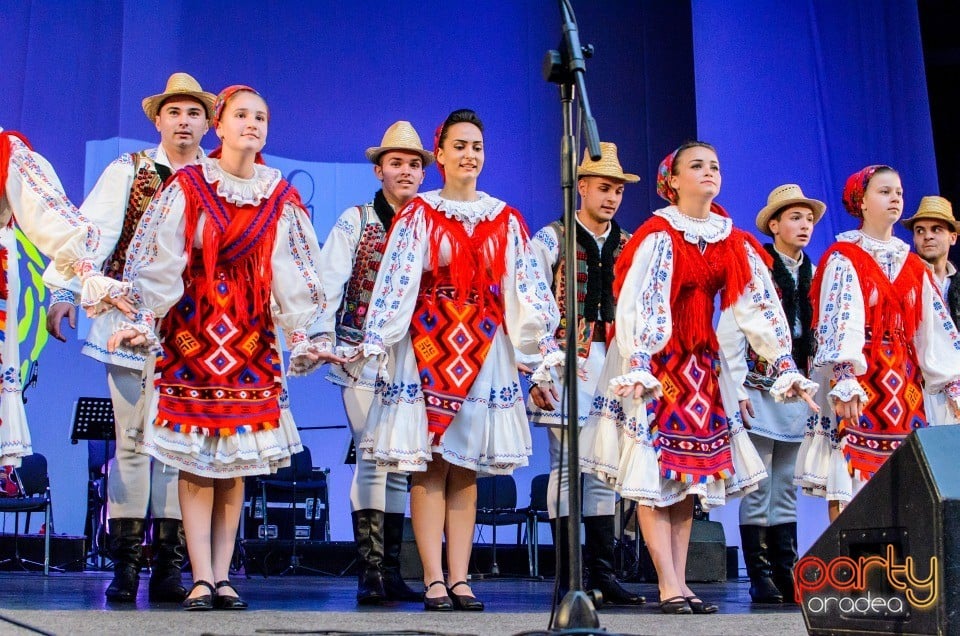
[691,0,936,257]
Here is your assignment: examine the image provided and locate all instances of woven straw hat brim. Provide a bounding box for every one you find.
[756,197,826,236]
[142,74,216,122]
[577,168,640,183]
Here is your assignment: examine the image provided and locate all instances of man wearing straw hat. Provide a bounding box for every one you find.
[313,121,431,604]
[525,142,645,606]
[43,72,215,604]
[903,195,960,330]
[902,195,960,425]
[718,183,824,605]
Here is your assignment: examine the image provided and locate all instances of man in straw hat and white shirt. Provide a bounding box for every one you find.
[524,142,645,606]
[313,121,432,604]
[718,183,824,604]
[902,195,960,424]
[44,72,215,603]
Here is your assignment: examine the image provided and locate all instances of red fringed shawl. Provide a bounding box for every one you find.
[0,131,32,308]
[178,165,302,327]
[614,212,770,355]
[811,242,928,359]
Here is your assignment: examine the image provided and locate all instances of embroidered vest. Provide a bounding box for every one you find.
[102,151,165,281]
[336,203,389,345]
[550,220,629,354]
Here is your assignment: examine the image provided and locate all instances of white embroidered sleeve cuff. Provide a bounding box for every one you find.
[770,371,819,403]
[288,334,333,377]
[531,349,565,387]
[115,317,161,355]
[80,274,130,317]
[828,377,868,405]
[608,370,662,400]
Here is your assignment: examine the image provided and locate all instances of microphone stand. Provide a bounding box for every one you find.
[543,0,602,630]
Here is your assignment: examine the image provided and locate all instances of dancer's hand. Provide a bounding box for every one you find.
[46,302,76,342]
[529,383,559,411]
[833,395,863,422]
[787,382,821,413]
[303,348,347,364]
[738,399,754,429]
[108,328,148,351]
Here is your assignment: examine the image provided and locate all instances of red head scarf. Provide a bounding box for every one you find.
[656,147,680,204]
[211,85,267,165]
[842,165,894,218]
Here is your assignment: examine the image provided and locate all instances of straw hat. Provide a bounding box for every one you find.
[141,72,216,123]
[755,184,826,236]
[364,121,434,166]
[901,195,959,232]
[577,142,639,183]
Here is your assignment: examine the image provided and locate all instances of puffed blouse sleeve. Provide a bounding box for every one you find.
[811,251,869,404]
[728,241,818,401]
[41,155,135,295]
[311,205,363,339]
[2,134,100,277]
[360,201,427,355]
[502,212,561,358]
[609,230,673,392]
[123,180,190,328]
[273,201,330,376]
[915,273,960,399]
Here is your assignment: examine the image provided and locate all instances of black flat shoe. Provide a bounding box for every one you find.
[686,595,718,614]
[213,581,248,610]
[423,580,453,611]
[659,595,693,614]
[447,581,484,611]
[182,580,215,611]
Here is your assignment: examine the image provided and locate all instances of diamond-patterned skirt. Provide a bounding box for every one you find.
[649,348,733,483]
[840,337,926,481]
[410,289,501,442]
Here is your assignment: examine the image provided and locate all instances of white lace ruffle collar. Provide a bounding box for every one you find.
[655,205,732,244]
[836,229,909,259]
[200,156,281,206]
[420,189,507,225]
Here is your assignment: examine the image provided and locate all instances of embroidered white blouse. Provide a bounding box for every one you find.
[613,205,816,401]
[94,156,329,375]
[812,230,960,406]
[360,189,562,373]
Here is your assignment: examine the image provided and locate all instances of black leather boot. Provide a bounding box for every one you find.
[149,518,188,602]
[768,522,799,604]
[381,513,421,602]
[551,517,570,601]
[740,524,783,603]
[352,510,387,604]
[583,515,645,606]
[105,518,146,603]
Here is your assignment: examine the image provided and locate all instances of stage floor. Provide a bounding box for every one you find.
[0,571,806,635]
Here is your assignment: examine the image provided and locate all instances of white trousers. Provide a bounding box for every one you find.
[105,364,180,519]
[344,387,409,513]
[547,425,615,519]
[739,433,799,526]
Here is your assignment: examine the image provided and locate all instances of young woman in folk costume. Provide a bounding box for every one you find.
[355,109,562,611]
[579,142,818,614]
[1,128,101,467]
[794,166,960,522]
[101,86,342,610]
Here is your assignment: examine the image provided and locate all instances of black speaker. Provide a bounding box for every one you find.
[798,425,960,635]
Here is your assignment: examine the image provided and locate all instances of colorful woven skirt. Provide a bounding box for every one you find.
[649,348,733,484]
[409,287,501,443]
[840,336,925,481]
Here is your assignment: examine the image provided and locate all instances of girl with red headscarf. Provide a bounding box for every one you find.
[580,142,818,614]
[355,109,562,611]
[794,165,960,522]
[101,86,342,609]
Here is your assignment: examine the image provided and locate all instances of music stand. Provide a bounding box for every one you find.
[69,397,116,570]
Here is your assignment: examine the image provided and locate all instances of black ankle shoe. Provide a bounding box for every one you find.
[423,580,453,611]
[686,595,718,614]
[447,581,484,611]
[213,581,248,610]
[182,581,215,611]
